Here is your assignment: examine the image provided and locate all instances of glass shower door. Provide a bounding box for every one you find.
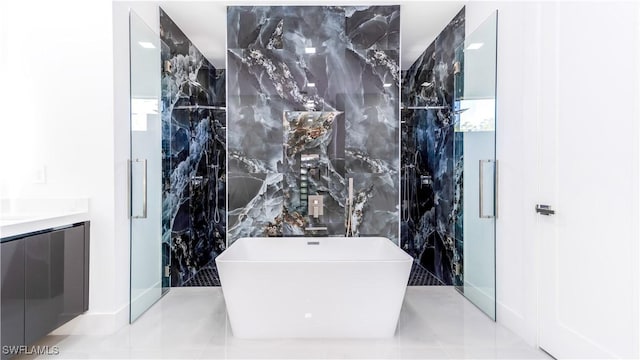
[129,10,166,322]
[454,11,498,320]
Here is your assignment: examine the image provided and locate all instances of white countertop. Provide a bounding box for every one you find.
[0,198,90,240]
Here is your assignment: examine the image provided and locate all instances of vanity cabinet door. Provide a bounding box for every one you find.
[24,232,60,345]
[58,225,85,325]
[1,240,25,358]
[24,225,87,344]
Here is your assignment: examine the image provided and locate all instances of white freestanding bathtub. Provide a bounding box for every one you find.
[216,236,412,338]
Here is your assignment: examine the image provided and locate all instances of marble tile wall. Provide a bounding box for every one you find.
[160,9,226,287]
[227,6,400,244]
[400,8,465,285]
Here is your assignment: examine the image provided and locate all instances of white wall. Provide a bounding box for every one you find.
[0,0,129,331]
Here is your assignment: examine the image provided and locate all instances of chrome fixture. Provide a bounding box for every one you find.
[190,175,203,186]
[163,60,172,74]
[402,151,423,222]
[212,150,222,224]
[420,175,432,186]
[129,158,147,219]
[173,105,226,110]
[402,105,449,110]
[304,227,327,232]
[346,178,355,236]
[479,159,498,219]
[308,195,323,218]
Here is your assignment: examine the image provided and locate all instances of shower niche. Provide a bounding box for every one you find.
[282,111,346,236]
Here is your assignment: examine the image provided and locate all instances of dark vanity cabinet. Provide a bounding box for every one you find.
[1,239,25,356]
[1,222,89,359]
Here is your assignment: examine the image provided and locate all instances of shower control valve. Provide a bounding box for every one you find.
[308,195,324,218]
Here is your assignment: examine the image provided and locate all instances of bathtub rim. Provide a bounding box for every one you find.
[216,236,412,263]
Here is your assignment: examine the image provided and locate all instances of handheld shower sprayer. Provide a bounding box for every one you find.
[346,178,354,237]
[212,149,222,224]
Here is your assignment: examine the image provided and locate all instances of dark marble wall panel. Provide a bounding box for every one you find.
[453,130,464,284]
[347,172,399,237]
[160,9,226,287]
[346,6,400,50]
[227,173,284,238]
[402,42,438,107]
[227,5,400,244]
[400,8,464,285]
[344,49,399,174]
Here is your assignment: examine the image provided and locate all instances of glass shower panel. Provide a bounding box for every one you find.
[454,11,498,320]
[129,10,166,322]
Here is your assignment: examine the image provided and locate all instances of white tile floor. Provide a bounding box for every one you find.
[19,287,549,359]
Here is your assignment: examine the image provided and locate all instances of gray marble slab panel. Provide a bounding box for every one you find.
[228,5,400,243]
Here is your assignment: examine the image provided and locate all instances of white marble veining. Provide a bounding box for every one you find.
[0,198,89,239]
[19,287,549,359]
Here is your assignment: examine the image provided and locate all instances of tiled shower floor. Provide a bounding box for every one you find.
[183,262,221,287]
[408,261,445,286]
[183,261,443,287]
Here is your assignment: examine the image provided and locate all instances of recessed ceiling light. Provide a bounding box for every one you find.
[138,41,155,49]
[305,47,316,54]
[307,83,316,87]
[383,83,392,88]
[466,42,484,50]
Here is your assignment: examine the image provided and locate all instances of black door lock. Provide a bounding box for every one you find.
[535,204,555,216]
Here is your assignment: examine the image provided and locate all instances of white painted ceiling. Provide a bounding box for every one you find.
[157,1,466,69]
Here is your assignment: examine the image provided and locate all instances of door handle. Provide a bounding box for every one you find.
[130,158,148,219]
[479,159,497,219]
[535,204,555,216]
